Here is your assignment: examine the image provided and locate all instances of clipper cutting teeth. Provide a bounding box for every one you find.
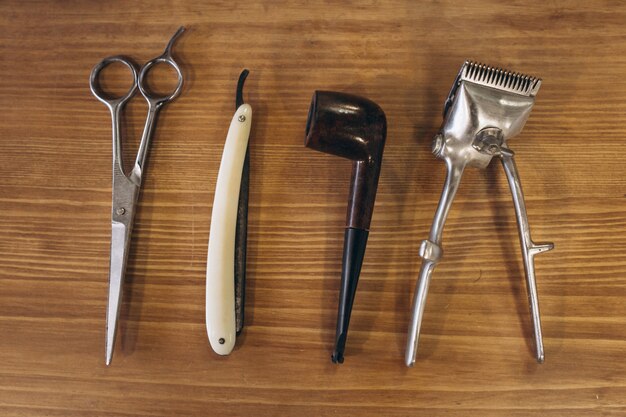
[461,60,541,97]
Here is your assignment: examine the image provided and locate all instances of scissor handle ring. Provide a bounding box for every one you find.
[137,56,184,105]
[89,56,138,106]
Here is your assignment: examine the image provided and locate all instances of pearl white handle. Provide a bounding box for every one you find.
[206,103,252,355]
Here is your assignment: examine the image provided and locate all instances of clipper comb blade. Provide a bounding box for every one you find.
[461,60,542,97]
[444,60,542,116]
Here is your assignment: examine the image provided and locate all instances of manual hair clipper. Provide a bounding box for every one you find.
[206,70,252,355]
[405,61,554,367]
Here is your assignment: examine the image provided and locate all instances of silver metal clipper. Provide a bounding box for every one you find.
[405,61,554,367]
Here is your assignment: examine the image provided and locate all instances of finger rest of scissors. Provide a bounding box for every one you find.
[137,27,185,105]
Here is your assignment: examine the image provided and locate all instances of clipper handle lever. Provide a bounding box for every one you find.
[501,152,554,363]
[405,159,466,367]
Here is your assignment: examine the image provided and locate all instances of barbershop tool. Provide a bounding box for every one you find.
[305,91,387,364]
[90,27,185,366]
[405,61,554,367]
[206,70,252,355]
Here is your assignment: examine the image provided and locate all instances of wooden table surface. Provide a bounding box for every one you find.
[1,1,625,416]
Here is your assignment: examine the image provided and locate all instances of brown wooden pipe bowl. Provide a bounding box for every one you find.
[305,90,387,230]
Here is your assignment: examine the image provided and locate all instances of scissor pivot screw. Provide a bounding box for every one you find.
[116,208,126,215]
[218,338,225,344]
[238,115,246,123]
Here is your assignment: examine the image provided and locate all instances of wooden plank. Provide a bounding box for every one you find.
[0,0,624,415]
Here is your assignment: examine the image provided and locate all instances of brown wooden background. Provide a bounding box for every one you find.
[1,1,625,416]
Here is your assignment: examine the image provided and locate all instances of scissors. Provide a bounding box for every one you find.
[89,27,185,366]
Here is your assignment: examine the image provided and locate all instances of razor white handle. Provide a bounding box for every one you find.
[206,103,252,355]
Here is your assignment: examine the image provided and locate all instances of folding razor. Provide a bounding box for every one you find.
[405,61,554,367]
[206,70,252,355]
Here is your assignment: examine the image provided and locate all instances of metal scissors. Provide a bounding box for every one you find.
[89,27,185,365]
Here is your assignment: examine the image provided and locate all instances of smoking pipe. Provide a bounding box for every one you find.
[305,91,387,363]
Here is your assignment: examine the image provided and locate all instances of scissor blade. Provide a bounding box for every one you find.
[106,221,131,366]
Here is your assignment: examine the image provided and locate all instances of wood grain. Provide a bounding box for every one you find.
[1,1,625,415]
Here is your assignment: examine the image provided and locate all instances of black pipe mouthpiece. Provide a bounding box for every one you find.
[331,227,369,364]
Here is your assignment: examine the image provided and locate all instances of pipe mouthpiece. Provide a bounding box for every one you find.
[331,228,369,363]
[331,333,347,364]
